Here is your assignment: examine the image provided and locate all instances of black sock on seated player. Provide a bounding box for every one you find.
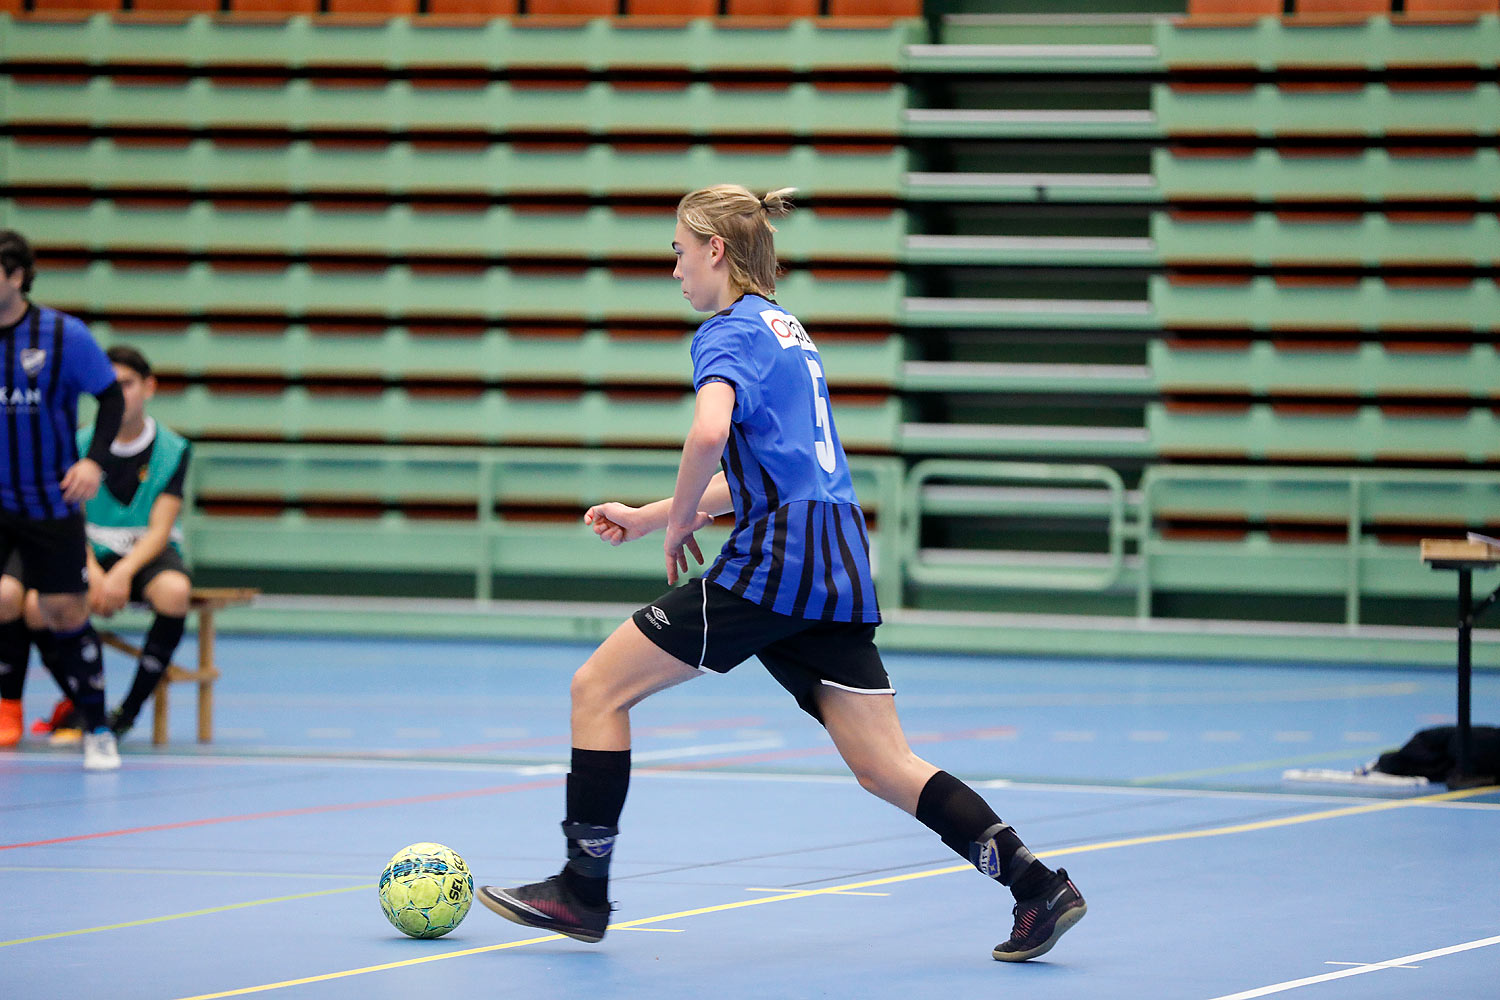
[561,747,630,907]
[915,770,1055,902]
[113,613,185,732]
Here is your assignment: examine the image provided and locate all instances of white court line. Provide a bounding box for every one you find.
[1207,934,1500,999]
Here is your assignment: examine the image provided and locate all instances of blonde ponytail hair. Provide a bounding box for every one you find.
[676,185,795,299]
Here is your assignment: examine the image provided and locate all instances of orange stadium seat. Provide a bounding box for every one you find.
[829,0,921,13]
[1185,0,1283,16]
[1403,0,1499,14]
[129,0,222,10]
[527,0,616,14]
[628,0,717,14]
[424,0,519,11]
[324,0,420,12]
[229,0,321,11]
[25,0,123,11]
[725,0,820,13]
[1292,0,1390,16]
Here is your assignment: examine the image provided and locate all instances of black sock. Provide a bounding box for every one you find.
[30,628,72,701]
[116,614,185,724]
[561,747,631,907]
[52,623,106,731]
[0,618,29,701]
[915,770,1054,902]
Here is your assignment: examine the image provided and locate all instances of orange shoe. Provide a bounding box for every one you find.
[0,698,21,747]
[31,697,74,736]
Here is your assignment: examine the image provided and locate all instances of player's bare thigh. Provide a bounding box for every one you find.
[570,617,700,751]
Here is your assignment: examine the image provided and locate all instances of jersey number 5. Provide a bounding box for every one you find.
[805,358,837,474]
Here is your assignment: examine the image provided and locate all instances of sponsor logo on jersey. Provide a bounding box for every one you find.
[759,309,817,352]
[0,387,43,407]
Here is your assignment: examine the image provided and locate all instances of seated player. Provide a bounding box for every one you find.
[78,345,193,739]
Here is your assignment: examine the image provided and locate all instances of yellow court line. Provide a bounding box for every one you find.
[171,782,1497,1000]
[1,885,371,949]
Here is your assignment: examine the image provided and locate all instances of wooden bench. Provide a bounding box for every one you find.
[96,587,257,746]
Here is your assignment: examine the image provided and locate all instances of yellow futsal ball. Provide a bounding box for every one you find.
[378,842,474,939]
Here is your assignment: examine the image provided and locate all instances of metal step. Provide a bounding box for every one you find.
[902,360,1154,393]
[905,170,1160,203]
[904,107,1160,139]
[905,234,1158,266]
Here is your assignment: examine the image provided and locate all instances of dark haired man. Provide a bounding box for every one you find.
[0,229,125,769]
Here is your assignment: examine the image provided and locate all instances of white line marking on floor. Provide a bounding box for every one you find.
[1207,934,1500,999]
[1201,731,1243,742]
[630,739,785,763]
[1323,961,1420,970]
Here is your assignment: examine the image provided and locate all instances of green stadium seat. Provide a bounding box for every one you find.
[1155,82,1500,139]
[0,137,907,198]
[1153,146,1500,201]
[1157,13,1500,70]
[1152,274,1498,332]
[1150,340,1499,396]
[1153,211,1499,267]
[1147,401,1499,463]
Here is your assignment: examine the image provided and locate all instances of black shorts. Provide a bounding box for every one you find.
[632,579,893,724]
[0,508,89,595]
[97,546,191,602]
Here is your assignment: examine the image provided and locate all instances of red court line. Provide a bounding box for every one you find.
[2,722,1012,851]
[0,776,564,852]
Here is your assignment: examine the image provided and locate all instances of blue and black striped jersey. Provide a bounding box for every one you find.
[692,294,880,623]
[0,304,117,520]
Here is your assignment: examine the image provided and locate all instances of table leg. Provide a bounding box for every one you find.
[198,608,214,744]
[1455,568,1474,784]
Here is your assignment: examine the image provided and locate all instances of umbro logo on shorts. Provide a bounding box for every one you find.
[647,606,670,629]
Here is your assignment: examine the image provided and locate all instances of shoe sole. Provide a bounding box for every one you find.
[477,889,605,944]
[992,901,1087,963]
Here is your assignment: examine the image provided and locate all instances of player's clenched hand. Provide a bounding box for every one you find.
[98,565,131,616]
[60,458,102,504]
[663,511,712,586]
[584,502,652,546]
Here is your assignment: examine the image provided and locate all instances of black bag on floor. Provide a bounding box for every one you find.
[1375,726,1500,786]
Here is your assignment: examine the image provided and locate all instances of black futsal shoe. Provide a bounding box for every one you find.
[993,868,1087,962]
[477,875,611,943]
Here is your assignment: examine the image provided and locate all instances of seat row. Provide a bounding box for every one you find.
[0,11,918,70]
[0,137,909,198]
[90,320,905,386]
[2,76,906,134]
[38,260,905,323]
[5,200,903,262]
[1163,8,1500,69]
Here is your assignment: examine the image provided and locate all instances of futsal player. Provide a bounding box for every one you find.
[0,555,76,746]
[74,345,193,739]
[0,229,126,770]
[477,187,1087,962]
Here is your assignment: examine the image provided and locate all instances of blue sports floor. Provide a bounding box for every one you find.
[4,634,1498,999]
